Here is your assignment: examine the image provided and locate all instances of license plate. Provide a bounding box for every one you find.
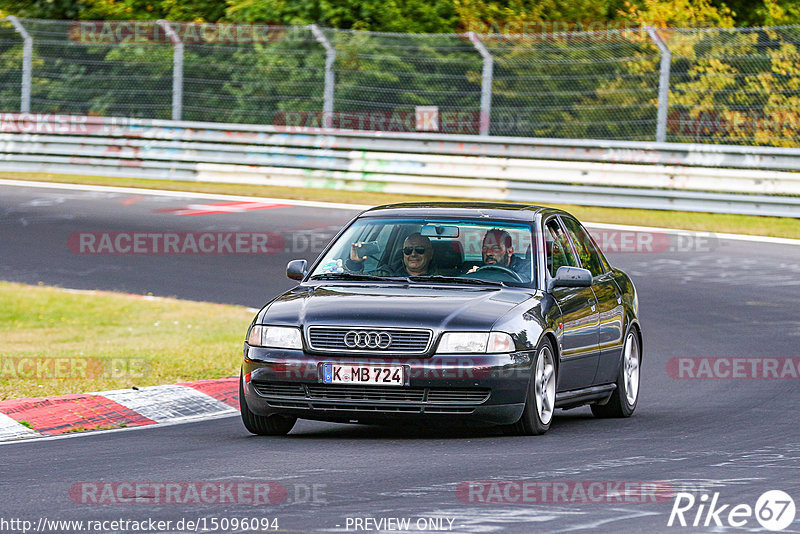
[321,363,406,386]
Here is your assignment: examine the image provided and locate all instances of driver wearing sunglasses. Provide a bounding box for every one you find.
[347,232,435,276]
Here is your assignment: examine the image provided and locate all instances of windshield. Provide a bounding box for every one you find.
[309,217,537,287]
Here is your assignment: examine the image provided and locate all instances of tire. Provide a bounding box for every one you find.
[239,374,297,436]
[505,338,557,436]
[591,327,640,418]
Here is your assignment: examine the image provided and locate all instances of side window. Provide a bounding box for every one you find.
[561,217,606,278]
[372,224,393,254]
[544,219,577,277]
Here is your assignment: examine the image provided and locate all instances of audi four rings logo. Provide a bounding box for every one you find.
[344,330,393,349]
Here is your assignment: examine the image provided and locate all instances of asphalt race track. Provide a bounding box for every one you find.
[1,182,799,533]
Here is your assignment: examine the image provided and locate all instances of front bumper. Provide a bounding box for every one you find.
[241,345,533,426]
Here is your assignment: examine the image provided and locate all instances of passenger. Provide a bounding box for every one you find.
[347,232,436,276]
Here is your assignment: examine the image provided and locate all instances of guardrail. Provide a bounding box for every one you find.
[1,115,799,217]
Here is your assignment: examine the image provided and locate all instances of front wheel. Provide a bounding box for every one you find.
[239,374,297,435]
[505,338,557,435]
[592,328,640,418]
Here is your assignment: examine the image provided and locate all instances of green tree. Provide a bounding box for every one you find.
[225,0,458,32]
[713,0,800,27]
[618,0,800,146]
[0,0,225,21]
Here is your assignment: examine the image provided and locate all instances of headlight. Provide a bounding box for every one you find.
[247,325,303,349]
[437,331,514,354]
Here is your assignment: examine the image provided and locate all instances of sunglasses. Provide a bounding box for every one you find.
[403,246,428,255]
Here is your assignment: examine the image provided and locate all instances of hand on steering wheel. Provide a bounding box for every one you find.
[467,264,523,282]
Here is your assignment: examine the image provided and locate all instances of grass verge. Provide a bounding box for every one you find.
[2,172,799,239]
[0,281,253,400]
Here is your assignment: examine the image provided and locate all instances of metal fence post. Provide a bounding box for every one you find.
[7,16,32,113]
[646,26,671,143]
[468,32,493,136]
[309,24,335,125]
[157,20,183,121]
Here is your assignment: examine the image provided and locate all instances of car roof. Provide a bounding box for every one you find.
[360,202,570,221]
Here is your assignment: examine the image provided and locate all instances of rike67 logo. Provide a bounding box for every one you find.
[668,490,796,531]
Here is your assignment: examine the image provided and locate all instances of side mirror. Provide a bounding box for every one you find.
[547,266,592,292]
[286,259,307,281]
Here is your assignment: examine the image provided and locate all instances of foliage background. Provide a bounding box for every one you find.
[1,0,799,146]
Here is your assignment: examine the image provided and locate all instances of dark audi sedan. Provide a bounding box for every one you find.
[240,203,641,435]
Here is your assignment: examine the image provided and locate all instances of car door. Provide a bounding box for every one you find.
[560,216,625,386]
[544,217,600,392]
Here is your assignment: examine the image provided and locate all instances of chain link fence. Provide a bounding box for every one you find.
[484,29,663,140]
[1,18,799,146]
[667,26,800,147]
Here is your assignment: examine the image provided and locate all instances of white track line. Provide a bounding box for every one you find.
[0,411,239,446]
[585,221,800,246]
[0,178,369,211]
[54,287,259,312]
[97,384,236,424]
[1,178,798,246]
[0,413,40,442]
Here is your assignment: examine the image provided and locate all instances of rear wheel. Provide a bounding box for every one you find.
[239,374,297,435]
[591,328,640,418]
[506,338,557,435]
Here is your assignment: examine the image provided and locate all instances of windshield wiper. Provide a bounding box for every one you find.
[308,273,408,282]
[310,273,505,287]
[408,275,504,287]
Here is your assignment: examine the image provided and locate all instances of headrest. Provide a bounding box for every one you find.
[430,240,464,269]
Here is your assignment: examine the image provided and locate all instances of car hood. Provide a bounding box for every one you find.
[259,283,539,331]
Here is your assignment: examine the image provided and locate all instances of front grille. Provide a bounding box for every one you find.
[307,326,432,354]
[255,383,304,396]
[306,385,425,402]
[427,389,491,403]
[252,382,490,415]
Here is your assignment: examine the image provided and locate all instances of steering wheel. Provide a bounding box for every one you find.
[465,265,523,282]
